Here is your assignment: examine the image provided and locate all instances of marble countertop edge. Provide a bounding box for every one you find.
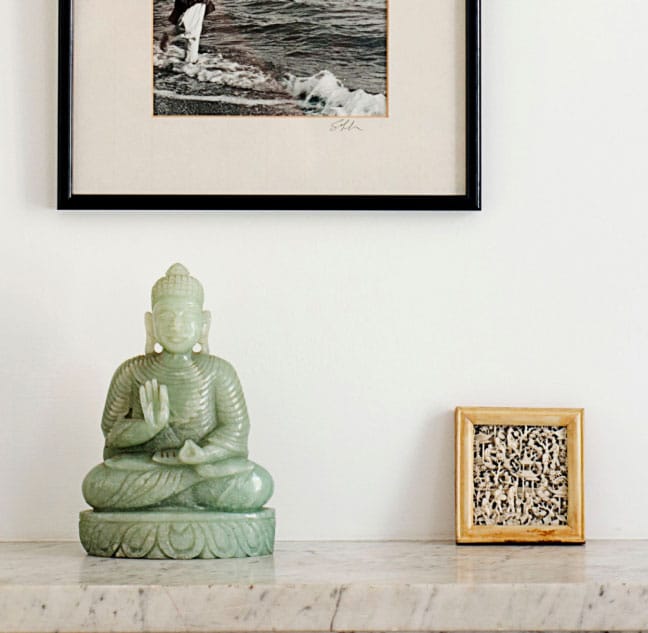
[1,541,648,632]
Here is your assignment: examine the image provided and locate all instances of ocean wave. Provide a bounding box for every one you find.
[153,0,387,97]
[154,45,281,91]
[154,45,386,116]
[283,70,386,116]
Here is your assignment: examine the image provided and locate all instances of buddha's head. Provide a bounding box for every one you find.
[145,263,211,355]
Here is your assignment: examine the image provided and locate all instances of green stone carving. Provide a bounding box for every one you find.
[79,509,275,559]
[80,264,275,559]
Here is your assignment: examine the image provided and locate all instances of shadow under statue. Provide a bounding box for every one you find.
[79,264,275,559]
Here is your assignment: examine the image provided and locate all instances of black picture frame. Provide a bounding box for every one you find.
[58,0,480,211]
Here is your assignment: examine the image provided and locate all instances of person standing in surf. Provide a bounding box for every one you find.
[160,0,215,64]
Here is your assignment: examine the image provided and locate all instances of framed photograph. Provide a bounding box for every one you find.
[58,0,480,211]
[455,407,585,544]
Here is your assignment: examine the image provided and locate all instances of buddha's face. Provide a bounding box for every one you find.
[152,297,205,354]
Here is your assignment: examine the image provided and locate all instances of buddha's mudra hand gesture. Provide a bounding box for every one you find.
[153,440,207,465]
[140,379,208,466]
[139,379,170,433]
[179,439,208,464]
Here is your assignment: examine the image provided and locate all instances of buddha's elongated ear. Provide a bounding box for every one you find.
[145,312,156,354]
[199,310,211,354]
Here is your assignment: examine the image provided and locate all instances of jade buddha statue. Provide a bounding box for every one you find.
[79,264,275,559]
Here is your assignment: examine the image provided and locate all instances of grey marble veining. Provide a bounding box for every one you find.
[1,541,647,632]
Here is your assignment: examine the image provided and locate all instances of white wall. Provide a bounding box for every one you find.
[1,0,647,541]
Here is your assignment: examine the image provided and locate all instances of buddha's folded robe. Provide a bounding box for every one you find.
[101,353,249,460]
[82,352,273,512]
[83,454,271,511]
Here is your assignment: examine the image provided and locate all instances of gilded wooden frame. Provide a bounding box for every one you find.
[455,407,584,544]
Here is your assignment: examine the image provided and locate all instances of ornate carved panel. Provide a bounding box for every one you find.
[455,407,584,544]
[472,424,568,526]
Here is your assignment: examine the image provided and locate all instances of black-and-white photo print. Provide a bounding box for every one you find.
[153,0,388,116]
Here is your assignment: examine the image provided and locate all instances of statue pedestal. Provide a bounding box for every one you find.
[79,508,275,559]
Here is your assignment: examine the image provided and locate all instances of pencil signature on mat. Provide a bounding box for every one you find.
[330,118,363,133]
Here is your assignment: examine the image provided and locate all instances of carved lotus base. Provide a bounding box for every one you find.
[79,508,275,559]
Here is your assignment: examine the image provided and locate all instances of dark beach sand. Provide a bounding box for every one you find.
[154,94,304,116]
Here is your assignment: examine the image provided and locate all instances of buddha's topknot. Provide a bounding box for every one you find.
[151,263,204,306]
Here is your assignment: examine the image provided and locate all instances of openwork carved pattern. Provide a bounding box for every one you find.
[472,425,568,526]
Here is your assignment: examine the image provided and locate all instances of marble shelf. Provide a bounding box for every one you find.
[1,541,647,632]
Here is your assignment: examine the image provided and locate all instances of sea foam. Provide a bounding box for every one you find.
[283,70,386,116]
[155,45,387,116]
[154,45,280,91]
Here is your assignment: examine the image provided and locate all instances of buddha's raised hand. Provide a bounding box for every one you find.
[139,379,170,433]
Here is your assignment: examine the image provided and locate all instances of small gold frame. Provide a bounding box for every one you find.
[455,407,585,544]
